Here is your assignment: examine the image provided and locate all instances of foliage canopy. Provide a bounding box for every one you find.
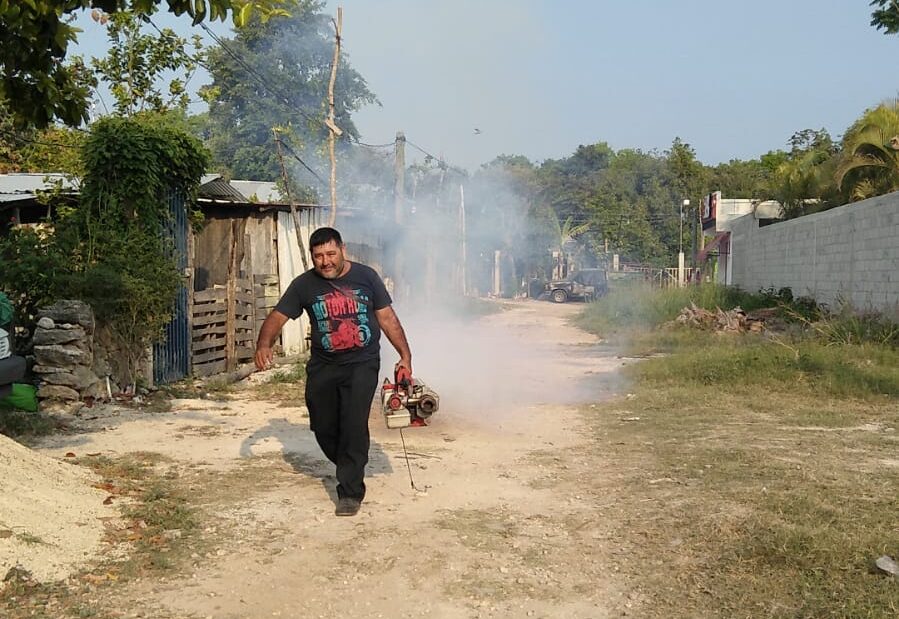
[201,0,376,183]
[0,0,292,128]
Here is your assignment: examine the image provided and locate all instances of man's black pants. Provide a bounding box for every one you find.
[304,357,380,501]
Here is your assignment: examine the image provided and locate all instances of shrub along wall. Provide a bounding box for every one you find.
[0,114,208,389]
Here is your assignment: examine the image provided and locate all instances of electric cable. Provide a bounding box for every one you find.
[275,135,328,187]
[198,22,328,132]
[350,137,396,149]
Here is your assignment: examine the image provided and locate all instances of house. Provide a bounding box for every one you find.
[0,173,78,230]
[698,191,783,285]
[0,172,391,383]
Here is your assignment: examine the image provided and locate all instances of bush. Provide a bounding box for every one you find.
[0,114,209,385]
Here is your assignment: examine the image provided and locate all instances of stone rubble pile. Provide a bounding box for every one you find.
[32,301,109,403]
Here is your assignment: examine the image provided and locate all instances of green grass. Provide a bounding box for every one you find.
[267,361,306,383]
[631,336,899,399]
[249,360,307,404]
[576,283,781,338]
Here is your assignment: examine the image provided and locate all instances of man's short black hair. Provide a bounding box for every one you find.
[309,227,343,248]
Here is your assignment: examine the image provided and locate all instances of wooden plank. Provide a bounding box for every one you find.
[235,346,255,360]
[193,359,226,378]
[255,297,280,309]
[254,274,279,286]
[193,301,227,315]
[235,290,253,305]
[234,319,254,331]
[191,323,227,338]
[187,226,195,376]
[194,288,227,303]
[225,221,238,372]
[192,313,228,327]
[192,338,226,353]
[193,348,226,364]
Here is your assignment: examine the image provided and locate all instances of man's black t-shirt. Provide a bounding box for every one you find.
[274,263,392,365]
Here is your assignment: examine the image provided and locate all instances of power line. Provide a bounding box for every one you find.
[275,135,328,186]
[350,137,396,149]
[405,139,466,175]
[197,22,329,133]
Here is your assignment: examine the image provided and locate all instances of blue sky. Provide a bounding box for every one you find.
[74,1,899,170]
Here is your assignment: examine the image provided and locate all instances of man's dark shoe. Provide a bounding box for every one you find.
[335,497,361,517]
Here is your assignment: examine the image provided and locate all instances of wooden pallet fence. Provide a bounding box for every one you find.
[191,279,257,377]
[254,274,280,346]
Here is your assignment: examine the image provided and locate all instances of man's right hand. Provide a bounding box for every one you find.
[254,311,289,371]
[255,346,274,371]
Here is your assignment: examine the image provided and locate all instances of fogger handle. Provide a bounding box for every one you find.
[395,366,413,389]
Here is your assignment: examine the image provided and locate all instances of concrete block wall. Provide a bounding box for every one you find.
[728,192,899,313]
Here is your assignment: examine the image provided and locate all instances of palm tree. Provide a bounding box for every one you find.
[548,212,590,279]
[835,101,899,201]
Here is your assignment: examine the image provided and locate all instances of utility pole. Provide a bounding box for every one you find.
[393,131,406,297]
[394,131,405,224]
[460,184,467,295]
[273,129,309,270]
[678,199,688,286]
[325,6,343,227]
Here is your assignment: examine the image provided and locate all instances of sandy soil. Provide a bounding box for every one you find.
[14,299,632,618]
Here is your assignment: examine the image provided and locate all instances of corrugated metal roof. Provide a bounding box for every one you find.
[198,176,247,201]
[0,173,79,196]
[230,180,283,204]
[197,176,284,204]
[1,173,292,208]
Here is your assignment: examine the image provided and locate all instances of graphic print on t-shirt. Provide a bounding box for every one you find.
[310,287,372,352]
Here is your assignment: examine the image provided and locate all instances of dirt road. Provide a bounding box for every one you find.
[35,299,631,619]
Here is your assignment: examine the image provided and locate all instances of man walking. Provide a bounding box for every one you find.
[255,227,412,517]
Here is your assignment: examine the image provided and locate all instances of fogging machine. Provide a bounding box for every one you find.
[380,367,439,429]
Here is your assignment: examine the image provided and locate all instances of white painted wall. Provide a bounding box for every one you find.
[728,192,899,313]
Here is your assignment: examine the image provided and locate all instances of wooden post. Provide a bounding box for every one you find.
[186,224,195,374]
[394,131,405,224]
[393,131,405,294]
[326,7,343,227]
[273,129,310,271]
[225,221,239,372]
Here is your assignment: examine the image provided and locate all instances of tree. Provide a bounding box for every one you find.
[835,101,899,201]
[770,128,841,217]
[0,103,86,174]
[91,11,206,116]
[202,0,376,183]
[0,0,291,128]
[870,0,899,33]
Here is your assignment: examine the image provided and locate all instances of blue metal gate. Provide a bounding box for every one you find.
[153,191,190,385]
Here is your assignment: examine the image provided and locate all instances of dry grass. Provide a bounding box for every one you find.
[585,334,899,618]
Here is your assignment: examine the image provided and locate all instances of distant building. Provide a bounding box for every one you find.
[698,191,783,285]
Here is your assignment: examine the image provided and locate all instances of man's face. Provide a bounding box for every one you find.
[311,240,347,279]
